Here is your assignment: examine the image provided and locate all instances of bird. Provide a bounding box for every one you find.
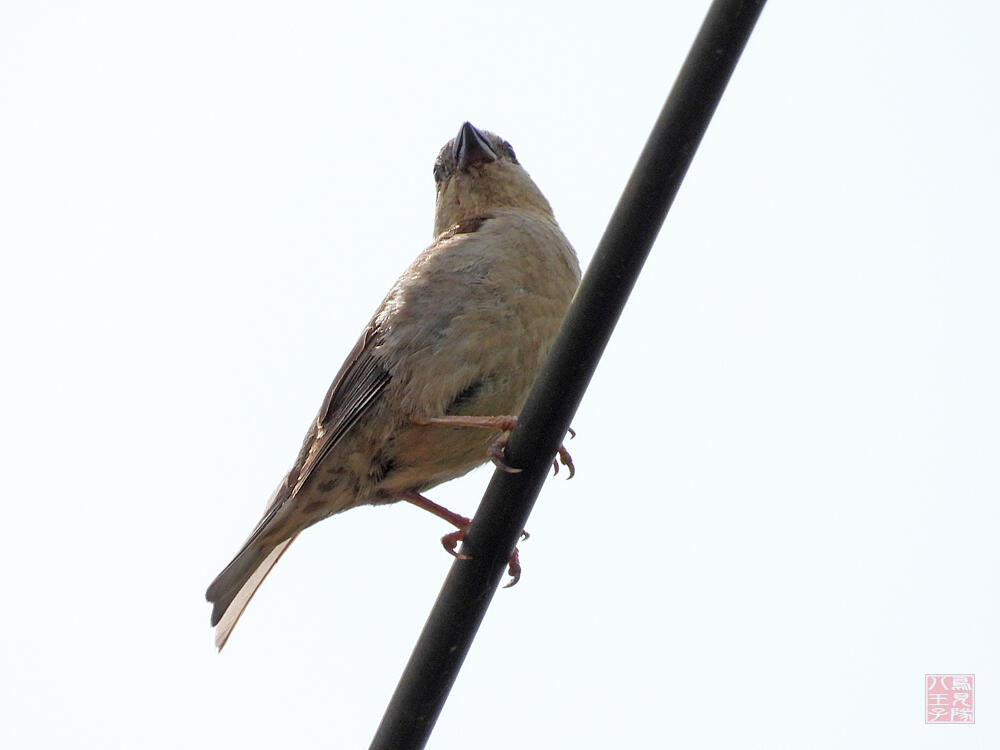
[205,122,581,649]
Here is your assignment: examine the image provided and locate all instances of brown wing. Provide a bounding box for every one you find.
[292,322,390,494]
[239,320,390,545]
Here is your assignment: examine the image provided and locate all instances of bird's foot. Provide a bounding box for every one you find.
[440,527,472,560]
[415,415,576,478]
[440,526,524,587]
[402,491,527,587]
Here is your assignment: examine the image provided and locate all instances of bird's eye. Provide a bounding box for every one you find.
[433,161,446,183]
[502,141,518,164]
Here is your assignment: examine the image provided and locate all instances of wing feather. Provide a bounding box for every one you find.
[205,321,391,639]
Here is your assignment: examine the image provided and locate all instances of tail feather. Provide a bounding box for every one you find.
[206,533,300,650]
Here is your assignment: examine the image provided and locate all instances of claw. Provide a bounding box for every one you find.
[488,434,522,473]
[557,445,575,479]
[443,524,525,587]
[441,528,472,560]
[502,546,522,588]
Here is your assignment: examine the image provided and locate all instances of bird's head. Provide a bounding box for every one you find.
[432,122,554,236]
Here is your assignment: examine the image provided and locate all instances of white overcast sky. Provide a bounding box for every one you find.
[2,2,998,748]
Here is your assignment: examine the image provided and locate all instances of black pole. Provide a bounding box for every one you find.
[369,1,767,747]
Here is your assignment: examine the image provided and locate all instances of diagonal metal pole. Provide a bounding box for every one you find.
[369,1,767,747]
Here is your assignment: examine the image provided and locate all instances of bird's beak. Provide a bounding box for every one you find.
[453,122,497,171]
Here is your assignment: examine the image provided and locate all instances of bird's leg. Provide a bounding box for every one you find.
[401,490,472,560]
[414,415,576,478]
[401,490,525,586]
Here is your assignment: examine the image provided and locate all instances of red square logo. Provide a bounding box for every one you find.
[925,674,975,724]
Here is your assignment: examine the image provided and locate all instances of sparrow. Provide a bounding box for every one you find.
[205,122,581,649]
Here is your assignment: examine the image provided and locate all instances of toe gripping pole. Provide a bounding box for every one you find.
[369,1,767,748]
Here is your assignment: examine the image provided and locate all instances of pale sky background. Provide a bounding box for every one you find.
[2,2,998,748]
